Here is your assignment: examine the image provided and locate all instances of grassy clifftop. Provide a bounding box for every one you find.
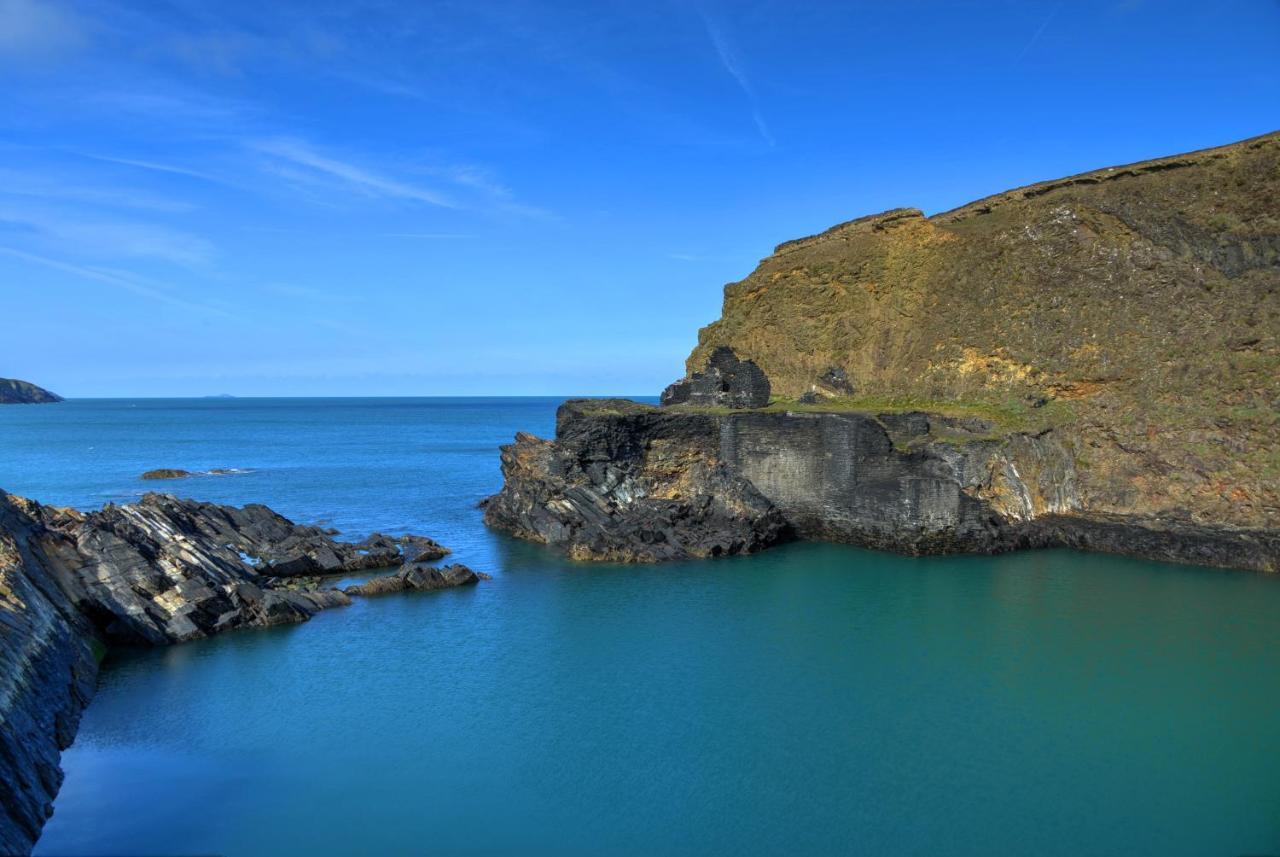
[686,131,1280,529]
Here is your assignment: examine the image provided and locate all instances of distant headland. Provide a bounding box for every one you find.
[0,379,63,405]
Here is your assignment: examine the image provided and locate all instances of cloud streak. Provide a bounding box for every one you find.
[0,205,215,267]
[76,152,231,186]
[0,247,233,316]
[253,139,458,208]
[698,6,775,147]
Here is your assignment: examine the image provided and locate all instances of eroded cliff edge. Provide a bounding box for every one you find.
[485,131,1279,573]
[0,492,477,855]
[485,399,1278,571]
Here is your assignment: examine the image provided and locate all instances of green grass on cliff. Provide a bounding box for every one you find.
[761,394,1073,433]
[592,394,1075,435]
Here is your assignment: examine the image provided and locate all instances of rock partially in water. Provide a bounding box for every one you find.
[32,494,383,644]
[396,534,451,561]
[0,488,459,853]
[344,563,489,597]
[483,400,791,562]
[660,346,771,409]
[140,468,248,480]
[485,398,1280,572]
[140,469,193,480]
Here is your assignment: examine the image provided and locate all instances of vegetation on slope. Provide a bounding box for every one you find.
[683,132,1280,528]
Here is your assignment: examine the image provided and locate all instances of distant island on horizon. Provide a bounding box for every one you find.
[0,379,63,405]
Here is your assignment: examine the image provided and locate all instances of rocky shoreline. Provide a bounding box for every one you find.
[0,491,480,855]
[483,397,1279,573]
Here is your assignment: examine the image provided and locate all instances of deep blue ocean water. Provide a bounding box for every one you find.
[3,398,1278,857]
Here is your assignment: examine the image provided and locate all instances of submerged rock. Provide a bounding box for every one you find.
[660,346,771,409]
[343,563,489,597]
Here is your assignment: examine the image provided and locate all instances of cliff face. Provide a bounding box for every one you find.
[0,380,63,404]
[0,492,471,855]
[0,497,97,856]
[485,400,1279,571]
[483,402,789,561]
[486,133,1280,573]
[686,132,1280,532]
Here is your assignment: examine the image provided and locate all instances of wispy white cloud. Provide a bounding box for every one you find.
[0,168,196,212]
[0,205,215,267]
[427,162,557,220]
[1014,2,1063,65]
[697,5,775,147]
[0,247,233,316]
[0,0,87,65]
[253,138,459,208]
[75,152,230,186]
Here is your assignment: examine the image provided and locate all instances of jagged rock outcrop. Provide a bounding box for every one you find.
[344,563,489,597]
[485,399,1279,572]
[659,346,771,409]
[483,400,790,561]
[0,490,467,854]
[0,379,62,405]
[684,131,1280,533]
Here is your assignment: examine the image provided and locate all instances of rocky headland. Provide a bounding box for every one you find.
[485,131,1280,573]
[0,491,474,855]
[0,379,63,405]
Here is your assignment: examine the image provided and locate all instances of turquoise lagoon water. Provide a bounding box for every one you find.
[3,398,1278,856]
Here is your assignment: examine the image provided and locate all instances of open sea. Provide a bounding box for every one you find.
[3,397,1278,856]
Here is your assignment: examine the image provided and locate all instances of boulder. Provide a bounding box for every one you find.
[140,469,193,480]
[344,563,489,597]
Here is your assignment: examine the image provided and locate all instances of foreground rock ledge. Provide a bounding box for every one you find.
[483,399,1279,572]
[0,491,474,856]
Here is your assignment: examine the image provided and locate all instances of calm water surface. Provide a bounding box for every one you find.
[3,398,1278,856]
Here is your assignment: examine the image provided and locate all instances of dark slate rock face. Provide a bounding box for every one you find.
[0,379,62,405]
[485,399,1279,572]
[0,496,97,857]
[483,399,791,562]
[344,563,489,597]
[0,490,466,853]
[660,346,771,409]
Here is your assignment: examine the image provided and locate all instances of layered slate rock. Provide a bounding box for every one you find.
[344,563,489,597]
[43,495,363,645]
[659,346,770,409]
[485,400,1280,572]
[483,400,790,562]
[0,489,470,853]
[0,379,62,405]
[0,496,97,857]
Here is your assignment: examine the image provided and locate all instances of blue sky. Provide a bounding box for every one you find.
[1,0,1277,396]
